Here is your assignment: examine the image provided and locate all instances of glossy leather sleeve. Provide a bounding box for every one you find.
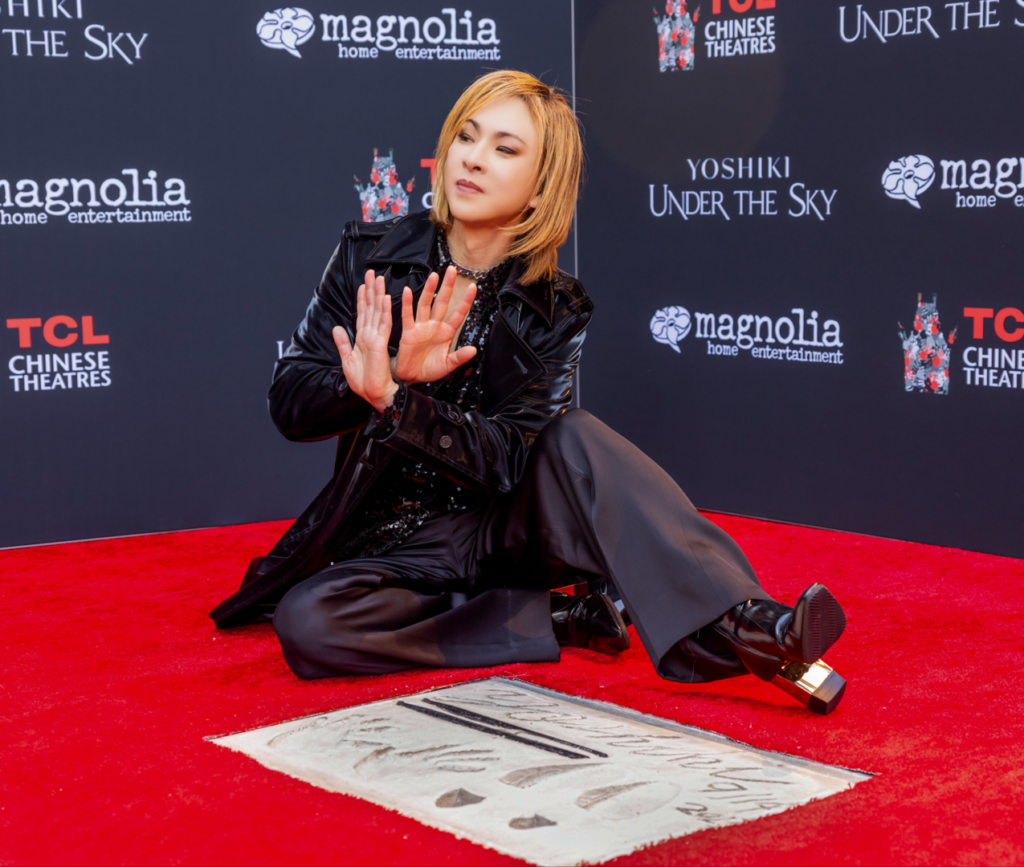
[376,310,590,496]
[268,242,375,442]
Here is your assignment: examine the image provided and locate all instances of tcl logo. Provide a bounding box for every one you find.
[963,307,1024,342]
[710,0,775,12]
[6,315,109,348]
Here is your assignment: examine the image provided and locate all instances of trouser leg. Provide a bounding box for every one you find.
[481,409,773,684]
[272,510,558,679]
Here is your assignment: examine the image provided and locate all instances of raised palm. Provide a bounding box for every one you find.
[332,271,396,411]
[394,265,478,385]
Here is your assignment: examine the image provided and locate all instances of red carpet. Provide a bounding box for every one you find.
[2,514,1022,866]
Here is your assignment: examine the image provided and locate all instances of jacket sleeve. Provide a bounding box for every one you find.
[373,307,591,496]
[268,240,375,442]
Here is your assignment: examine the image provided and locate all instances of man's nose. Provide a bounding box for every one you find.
[463,143,486,172]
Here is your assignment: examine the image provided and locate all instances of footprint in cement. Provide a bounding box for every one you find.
[435,788,485,808]
[509,814,557,829]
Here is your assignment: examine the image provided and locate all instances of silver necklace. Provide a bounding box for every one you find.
[437,233,507,282]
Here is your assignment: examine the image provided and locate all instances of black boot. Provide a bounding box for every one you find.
[712,583,848,714]
[551,592,630,655]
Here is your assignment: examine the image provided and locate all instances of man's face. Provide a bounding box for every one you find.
[444,97,541,229]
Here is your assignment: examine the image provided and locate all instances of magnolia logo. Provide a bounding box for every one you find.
[650,306,692,352]
[257,7,315,58]
[1,169,191,227]
[653,304,844,364]
[882,154,935,209]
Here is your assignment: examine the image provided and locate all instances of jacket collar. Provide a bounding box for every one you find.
[365,210,438,267]
[366,211,555,327]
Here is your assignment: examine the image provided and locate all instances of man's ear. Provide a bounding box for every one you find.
[528,186,541,210]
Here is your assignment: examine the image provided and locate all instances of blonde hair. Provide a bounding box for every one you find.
[430,70,583,285]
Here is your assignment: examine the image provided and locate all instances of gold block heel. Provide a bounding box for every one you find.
[772,659,846,715]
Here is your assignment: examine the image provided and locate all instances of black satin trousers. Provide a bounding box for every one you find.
[273,410,774,683]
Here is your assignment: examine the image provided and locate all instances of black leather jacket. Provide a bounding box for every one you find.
[210,211,593,628]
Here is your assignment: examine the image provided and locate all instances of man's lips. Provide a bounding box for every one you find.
[456,179,484,194]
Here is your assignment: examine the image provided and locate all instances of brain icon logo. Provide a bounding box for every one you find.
[650,306,691,352]
[882,155,935,209]
[257,8,315,58]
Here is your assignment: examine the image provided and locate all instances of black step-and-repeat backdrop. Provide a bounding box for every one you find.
[0,1,573,548]
[3,1,1021,560]
[574,0,1024,558]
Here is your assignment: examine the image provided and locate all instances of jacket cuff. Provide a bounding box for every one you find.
[365,382,408,440]
[375,386,491,488]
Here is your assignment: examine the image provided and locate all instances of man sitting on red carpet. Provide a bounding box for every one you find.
[210,71,849,715]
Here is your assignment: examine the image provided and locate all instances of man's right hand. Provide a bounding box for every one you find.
[333,270,398,412]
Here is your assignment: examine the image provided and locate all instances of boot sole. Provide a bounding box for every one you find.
[794,583,847,663]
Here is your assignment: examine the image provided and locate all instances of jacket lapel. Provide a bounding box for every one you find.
[480,261,551,414]
[480,308,545,415]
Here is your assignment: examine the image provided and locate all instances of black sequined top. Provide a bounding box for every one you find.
[332,236,512,562]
